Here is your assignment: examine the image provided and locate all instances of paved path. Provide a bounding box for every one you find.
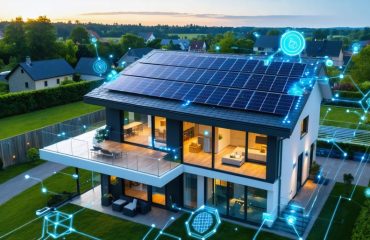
[0,162,65,205]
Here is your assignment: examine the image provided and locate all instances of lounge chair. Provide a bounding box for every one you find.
[123,199,137,217]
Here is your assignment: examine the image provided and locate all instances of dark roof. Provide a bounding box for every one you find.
[161,39,190,49]
[305,40,343,57]
[138,32,154,41]
[7,59,74,81]
[125,48,154,58]
[190,41,206,50]
[85,50,328,137]
[75,57,110,76]
[254,36,280,50]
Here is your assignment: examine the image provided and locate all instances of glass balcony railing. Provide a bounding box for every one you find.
[42,127,181,177]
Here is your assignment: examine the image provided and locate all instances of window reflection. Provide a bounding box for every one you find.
[123,112,152,146]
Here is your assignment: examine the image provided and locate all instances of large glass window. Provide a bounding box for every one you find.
[184,173,197,209]
[124,181,148,201]
[206,178,227,215]
[247,133,267,164]
[152,186,166,205]
[247,187,267,223]
[183,122,212,168]
[229,183,245,220]
[154,116,166,148]
[123,112,152,146]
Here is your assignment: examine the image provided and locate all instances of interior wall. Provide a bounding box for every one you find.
[215,128,230,153]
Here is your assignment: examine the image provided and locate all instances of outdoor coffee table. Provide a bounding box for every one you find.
[112,199,127,212]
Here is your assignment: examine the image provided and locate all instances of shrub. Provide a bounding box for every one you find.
[0,80,103,118]
[60,79,75,85]
[351,200,370,240]
[47,191,74,207]
[27,148,40,162]
[0,82,9,94]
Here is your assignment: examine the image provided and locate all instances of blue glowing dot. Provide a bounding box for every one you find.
[339,74,344,79]
[325,59,334,67]
[365,188,370,198]
[352,43,361,54]
[215,46,221,51]
[41,187,47,193]
[93,59,108,75]
[286,216,296,225]
[25,174,30,179]
[204,131,209,136]
[91,37,97,44]
[280,31,306,56]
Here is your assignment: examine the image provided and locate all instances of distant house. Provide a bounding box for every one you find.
[117,48,153,67]
[189,40,207,53]
[161,39,190,51]
[87,30,101,41]
[304,40,344,66]
[75,57,110,81]
[253,35,280,55]
[138,32,156,43]
[6,58,74,92]
[0,71,10,83]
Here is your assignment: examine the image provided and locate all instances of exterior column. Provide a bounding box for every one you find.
[197,175,204,208]
[266,183,279,227]
[105,108,122,142]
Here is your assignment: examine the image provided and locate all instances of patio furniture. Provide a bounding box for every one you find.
[112,199,127,212]
[189,142,201,153]
[123,199,138,217]
[137,200,151,214]
[222,154,245,167]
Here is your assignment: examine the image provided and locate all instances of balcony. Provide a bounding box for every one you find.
[40,128,183,187]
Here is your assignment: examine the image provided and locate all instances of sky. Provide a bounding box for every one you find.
[0,0,369,27]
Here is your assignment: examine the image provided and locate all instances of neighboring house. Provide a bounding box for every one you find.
[6,58,74,92]
[87,29,101,41]
[189,40,207,53]
[253,35,280,55]
[303,40,344,66]
[75,57,109,81]
[117,48,153,67]
[41,50,332,227]
[161,39,190,51]
[138,32,156,43]
[0,71,10,83]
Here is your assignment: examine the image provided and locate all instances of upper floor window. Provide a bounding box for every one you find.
[25,82,29,88]
[44,81,48,87]
[56,79,60,84]
[21,69,24,74]
[301,116,309,137]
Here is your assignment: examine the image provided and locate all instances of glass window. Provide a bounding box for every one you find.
[152,186,166,205]
[123,112,152,146]
[229,183,245,220]
[184,173,197,209]
[44,81,48,87]
[124,181,148,201]
[247,187,267,223]
[206,178,227,215]
[247,133,267,164]
[301,116,309,136]
[183,122,212,168]
[154,116,166,148]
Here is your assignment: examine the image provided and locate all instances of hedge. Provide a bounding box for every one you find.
[351,200,370,240]
[0,80,103,118]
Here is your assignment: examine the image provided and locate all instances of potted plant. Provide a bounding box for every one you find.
[101,193,113,206]
[309,161,321,180]
[94,127,110,146]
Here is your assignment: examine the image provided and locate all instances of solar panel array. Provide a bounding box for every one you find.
[106,51,315,116]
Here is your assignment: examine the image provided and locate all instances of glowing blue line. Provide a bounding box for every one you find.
[350,153,370,199]
[323,196,342,240]
[290,224,302,240]
[252,219,266,240]
[0,216,43,239]
[142,226,155,240]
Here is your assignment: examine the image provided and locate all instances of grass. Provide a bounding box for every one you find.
[0,101,103,140]
[0,159,44,184]
[320,105,370,130]
[307,182,368,240]
[0,167,99,239]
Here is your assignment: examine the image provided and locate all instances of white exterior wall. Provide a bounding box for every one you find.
[34,75,72,90]
[280,81,322,207]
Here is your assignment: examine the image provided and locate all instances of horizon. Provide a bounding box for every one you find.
[1,0,370,28]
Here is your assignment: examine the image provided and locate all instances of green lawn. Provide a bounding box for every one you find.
[307,182,368,240]
[320,105,370,130]
[0,159,44,184]
[0,101,103,140]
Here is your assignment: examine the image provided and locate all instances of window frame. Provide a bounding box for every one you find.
[300,115,309,138]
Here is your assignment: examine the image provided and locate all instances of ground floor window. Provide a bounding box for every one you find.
[124,180,148,201]
[152,186,166,205]
[184,173,197,209]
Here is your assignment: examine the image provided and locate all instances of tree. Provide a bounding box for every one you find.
[350,46,370,83]
[57,40,78,65]
[3,17,27,61]
[167,40,181,50]
[25,16,57,60]
[70,26,89,44]
[119,33,145,53]
[267,29,281,36]
[313,29,329,40]
[146,38,162,49]
[351,200,370,240]
[27,148,40,162]
[234,38,254,54]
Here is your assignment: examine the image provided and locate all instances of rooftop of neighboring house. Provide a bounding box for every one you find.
[161,39,190,49]
[253,35,280,51]
[138,32,154,41]
[6,58,74,81]
[85,50,331,137]
[305,40,343,58]
[189,40,207,51]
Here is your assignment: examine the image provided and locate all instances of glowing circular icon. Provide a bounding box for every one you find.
[93,58,108,75]
[91,37,97,44]
[280,31,306,56]
[185,206,221,240]
[352,43,361,54]
[325,59,334,67]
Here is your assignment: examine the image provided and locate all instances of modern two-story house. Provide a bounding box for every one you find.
[40,50,331,226]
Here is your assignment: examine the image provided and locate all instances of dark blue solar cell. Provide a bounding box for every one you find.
[187,69,205,83]
[219,72,238,87]
[184,85,205,101]
[183,56,198,67]
[196,70,216,84]
[232,90,254,109]
[158,66,175,79]
[132,78,154,94]
[230,59,247,72]
[172,83,193,100]
[207,71,227,85]
[218,89,240,107]
[167,55,183,65]
[149,65,166,78]
[290,63,306,77]
[283,78,300,93]
[151,80,173,96]
[209,58,227,70]
[188,57,207,68]
[241,60,259,72]
[157,53,174,65]
[257,75,275,91]
[219,59,237,71]
[199,58,216,69]
[270,76,288,93]
[244,74,263,89]
[160,82,183,98]
[142,79,163,94]
[260,93,281,113]
[266,62,282,75]
[177,55,194,67]
[205,87,228,105]
[254,61,269,74]
[278,62,294,76]
[231,73,249,88]
[194,86,217,103]
[167,67,185,80]
[177,68,195,82]
[275,95,296,115]
[246,92,267,111]
[146,53,164,63]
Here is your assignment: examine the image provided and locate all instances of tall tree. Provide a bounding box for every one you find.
[70,26,90,44]
[25,16,57,60]
[57,40,78,66]
[3,17,27,61]
[267,29,281,36]
[350,45,370,83]
[119,33,145,53]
